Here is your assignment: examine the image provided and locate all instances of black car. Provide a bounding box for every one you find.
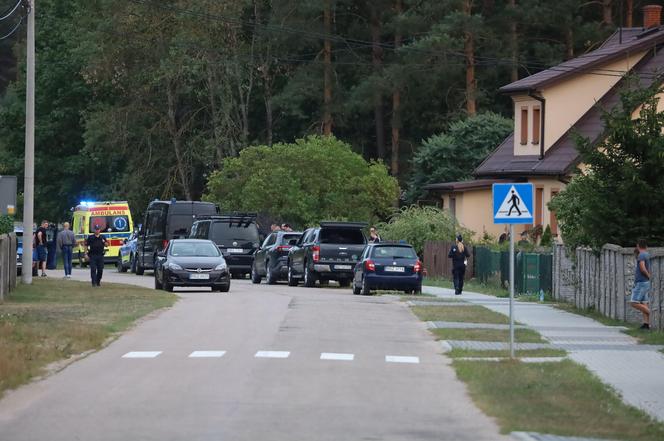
[190,213,261,278]
[251,231,302,284]
[136,200,218,275]
[352,242,422,295]
[154,239,230,292]
[287,222,367,287]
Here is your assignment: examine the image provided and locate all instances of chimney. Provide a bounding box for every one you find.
[643,4,662,28]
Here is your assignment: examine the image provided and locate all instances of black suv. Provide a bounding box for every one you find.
[251,230,302,284]
[190,213,261,278]
[287,221,367,287]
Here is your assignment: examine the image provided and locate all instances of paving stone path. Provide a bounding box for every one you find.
[511,432,621,441]
[422,285,664,422]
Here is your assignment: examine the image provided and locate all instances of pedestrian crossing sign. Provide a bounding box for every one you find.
[493,183,534,224]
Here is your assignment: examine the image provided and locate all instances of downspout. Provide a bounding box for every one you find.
[528,90,545,160]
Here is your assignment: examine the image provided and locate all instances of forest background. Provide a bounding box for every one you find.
[0,0,644,222]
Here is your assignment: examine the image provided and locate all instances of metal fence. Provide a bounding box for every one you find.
[0,232,18,301]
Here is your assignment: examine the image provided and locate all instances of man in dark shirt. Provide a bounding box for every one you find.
[86,226,108,287]
[35,220,49,277]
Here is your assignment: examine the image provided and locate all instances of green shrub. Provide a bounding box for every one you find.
[540,225,553,247]
[0,215,13,235]
[376,206,473,256]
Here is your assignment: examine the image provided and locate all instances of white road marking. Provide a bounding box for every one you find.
[122,351,162,359]
[189,351,227,358]
[255,351,290,359]
[385,355,420,364]
[320,352,354,361]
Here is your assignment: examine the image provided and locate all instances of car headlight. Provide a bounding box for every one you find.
[215,262,227,271]
[168,263,183,271]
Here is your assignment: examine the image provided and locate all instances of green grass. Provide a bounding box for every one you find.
[554,303,664,345]
[432,327,546,343]
[454,359,664,440]
[411,304,510,324]
[0,279,176,397]
[447,348,567,358]
[423,277,509,297]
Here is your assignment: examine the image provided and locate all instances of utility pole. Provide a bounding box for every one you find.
[21,0,35,285]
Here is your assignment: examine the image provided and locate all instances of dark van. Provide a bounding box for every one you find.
[135,200,218,275]
[190,213,261,278]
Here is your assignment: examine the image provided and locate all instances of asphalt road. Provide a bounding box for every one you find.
[0,268,507,441]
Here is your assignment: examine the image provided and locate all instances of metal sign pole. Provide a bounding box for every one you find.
[509,224,515,359]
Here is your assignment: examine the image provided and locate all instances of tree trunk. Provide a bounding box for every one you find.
[626,0,633,27]
[565,27,574,60]
[602,0,613,26]
[463,0,477,116]
[322,0,333,135]
[264,77,273,147]
[206,65,224,164]
[370,6,385,159]
[166,82,192,200]
[391,0,402,177]
[509,0,518,82]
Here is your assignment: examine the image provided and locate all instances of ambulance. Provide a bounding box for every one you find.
[72,201,134,265]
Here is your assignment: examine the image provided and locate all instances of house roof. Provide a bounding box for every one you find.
[500,27,664,94]
[424,179,512,192]
[474,40,664,179]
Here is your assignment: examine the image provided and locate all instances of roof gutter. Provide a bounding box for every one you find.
[528,90,545,160]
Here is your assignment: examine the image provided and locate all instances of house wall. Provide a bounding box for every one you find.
[541,50,647,152]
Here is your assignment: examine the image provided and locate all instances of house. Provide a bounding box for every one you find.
[425,5,664,241]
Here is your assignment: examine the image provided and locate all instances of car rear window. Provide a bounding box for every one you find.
[371,246,417,259]
[319,228,365,245]
[211,222,260,243]
[280,233,301,245]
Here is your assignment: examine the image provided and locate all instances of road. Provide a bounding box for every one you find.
[0,269,507,441]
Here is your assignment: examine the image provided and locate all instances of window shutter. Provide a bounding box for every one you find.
[532,107,540,145]
[520,107,528,145]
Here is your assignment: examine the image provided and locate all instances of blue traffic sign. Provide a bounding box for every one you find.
[493,183,534,224]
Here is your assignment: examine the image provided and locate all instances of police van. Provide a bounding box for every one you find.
[72,201,134,266]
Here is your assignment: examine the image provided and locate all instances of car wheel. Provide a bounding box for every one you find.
[266,262,277,285]
[352,281,361,295]
[117,253,127,273]
[154,272,163,290]
[319,279,329,286]
[361,276,371,296]
[287,264,298,287]
[404,290,413,294]
[251,263,262,284]
[413,285,422,295]
[220,283,230,293]
[338,279,350,288]
[135,256,145,276]
[130,253,137,273]
[164,281,173,292]
[303,262,316,288]
[78,251,87,268]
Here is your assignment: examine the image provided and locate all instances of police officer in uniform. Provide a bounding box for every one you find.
[86,225,108,287]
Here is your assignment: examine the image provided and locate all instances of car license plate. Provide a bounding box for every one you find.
[385,266,405,272]
[335,265,352,270]
[227,248,243,253]
[189,273,210,280]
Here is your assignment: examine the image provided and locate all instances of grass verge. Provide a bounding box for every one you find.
[432,328,545,343]
[454,359,664,440]
[411,305,510,324]
[0,279,176,398]
[448,348,566,358]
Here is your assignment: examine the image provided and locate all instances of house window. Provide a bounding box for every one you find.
[520,107,528,145]
[550,189,559,236]
[532,107,540,145]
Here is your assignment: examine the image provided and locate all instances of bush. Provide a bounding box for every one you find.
[376,206,473,256]
[0,215,13,235]
[204,135,400,227]
[540,225,553,247]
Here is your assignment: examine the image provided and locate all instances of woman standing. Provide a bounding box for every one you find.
[369,227,381,243]
[448,234,470,295]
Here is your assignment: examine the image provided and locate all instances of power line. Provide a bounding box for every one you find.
[0,0,22,21]
[0,12,23,40]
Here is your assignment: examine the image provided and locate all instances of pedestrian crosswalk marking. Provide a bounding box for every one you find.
[122,351,162,359]
[320,352,354,361]
[385,355,420,364]
[255,351,291,359]
[494,185,532,219]
[189,351,227,358]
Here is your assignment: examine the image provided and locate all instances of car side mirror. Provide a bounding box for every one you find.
[123,239,128,244]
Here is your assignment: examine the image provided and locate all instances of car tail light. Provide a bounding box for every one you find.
[414,260,422,273]
[276,245,291,252]
[162,239,169,250]
[365,259,376,272]
[312,245,320,263]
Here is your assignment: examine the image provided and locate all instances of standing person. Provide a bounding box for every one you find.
[35,220,49,277]
[629,239,652,329]
[57,222,77,278]
[448,234,470,295]
[86,226,108,287]
[281,223,294,232]
[270,223,281,232]
[369,227,381,243]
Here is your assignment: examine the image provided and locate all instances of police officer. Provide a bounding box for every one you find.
[86,226,108,287]
[448,234,470,295]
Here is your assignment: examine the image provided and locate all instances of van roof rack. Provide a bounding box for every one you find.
[197,212,257,228]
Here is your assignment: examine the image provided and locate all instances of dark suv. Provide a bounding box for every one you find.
[251,231,302,284]
[190,213,261,278]
[287,222,367,287]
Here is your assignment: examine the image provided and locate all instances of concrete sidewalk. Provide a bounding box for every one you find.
[422,285,664,422]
